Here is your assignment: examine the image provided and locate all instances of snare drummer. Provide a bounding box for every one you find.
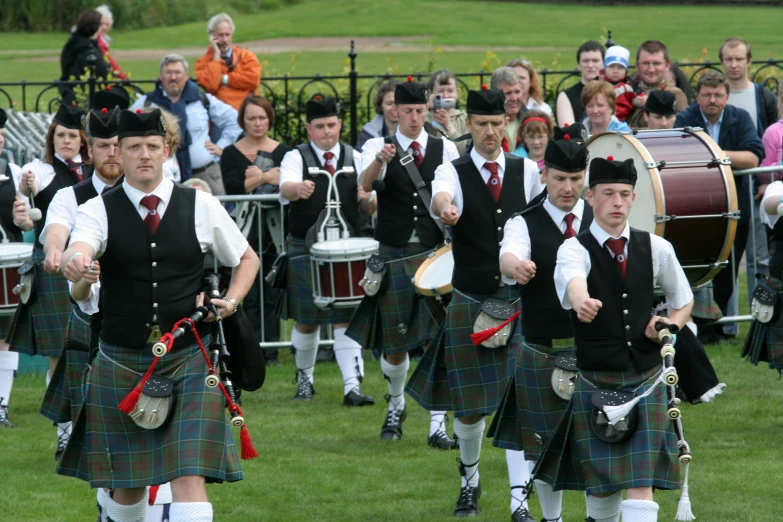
[406,88,542,517]
[348,80,460,445]
[535,157,694,522]
[0,108,34,428]
[492,137,591,522]
[279,97,374,406]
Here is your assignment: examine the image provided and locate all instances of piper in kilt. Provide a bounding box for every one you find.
[60,108,259,522]
[279,97,374,406]
[537,157,695,522]
[348,80,460,445]
[407,87,543,517]
[491,136,592,522]
[744,181,783,371]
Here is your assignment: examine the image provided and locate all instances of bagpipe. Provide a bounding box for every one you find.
[117,273,265,461]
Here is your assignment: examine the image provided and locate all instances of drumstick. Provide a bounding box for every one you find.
[18,190,42,222]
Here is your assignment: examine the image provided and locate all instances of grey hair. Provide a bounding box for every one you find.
[207,13,235,34]
[183,178,213,194]
[160,54,189,72]
[490,66,520,90]
[95,5,113,22]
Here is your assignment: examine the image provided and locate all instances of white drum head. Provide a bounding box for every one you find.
[0,243,34,263]
[414,246,454,295]
[310,238,379,257]
[586,133,659,234]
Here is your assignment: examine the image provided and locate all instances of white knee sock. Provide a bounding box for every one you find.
[0,350,18,408]
[506,450,530,512]
[46,369,51,388]
[292,326,320,384]
[453,417,485,488]
[621,499,659,522]
[103,491,149,522]
[429,411,449,436]
[333,327,364,395]
[96,488,109,522]
[380,355,409,411]
[585,491,622,522]
[535,479,563,521]
[686,321,697,335]
[57,421,72,439]
[169,502,213,522]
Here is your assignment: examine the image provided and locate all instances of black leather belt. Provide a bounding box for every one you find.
[192,163,214,175]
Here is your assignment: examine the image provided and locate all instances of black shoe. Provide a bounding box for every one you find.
[343,388,375,407]
[0,404,13,428]
[454,481,482,517]
[55,430,70,460]
[316,347,335,363]
[292,370,315,400]
[511,505,536,522]
[428,430,458,450]
[265,355,280,367]
[380,399,407,440]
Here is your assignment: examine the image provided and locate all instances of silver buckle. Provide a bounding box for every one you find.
[400,154,414,166]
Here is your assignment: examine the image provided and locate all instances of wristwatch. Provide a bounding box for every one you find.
[375,153,387,165]
[221,297,238,316]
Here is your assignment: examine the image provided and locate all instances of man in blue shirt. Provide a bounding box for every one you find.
[675,70,764,333]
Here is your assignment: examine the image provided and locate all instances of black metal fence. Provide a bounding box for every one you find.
[1,41,782,146]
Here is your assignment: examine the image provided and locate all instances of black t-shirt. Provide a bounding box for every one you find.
[220,142,292,196]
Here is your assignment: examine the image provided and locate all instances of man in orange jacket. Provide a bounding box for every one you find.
[195,13,261,110]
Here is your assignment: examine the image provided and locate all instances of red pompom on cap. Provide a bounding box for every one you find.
[315,95,322,101]
[481,84,488,91]
[563,134,571,140]
[101,108,108,114]
[136,109,143,114]
[72,102,78,107]
[407,75,413,83]
[607,155,614,161]
[106,86,112,91]
[563,122,570,127]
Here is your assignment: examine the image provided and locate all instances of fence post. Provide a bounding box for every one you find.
[606,29,615,48]
[349,40,358,145]
[86,50,97,110]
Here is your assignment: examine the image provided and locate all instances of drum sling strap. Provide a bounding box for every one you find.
[297,143,355,175]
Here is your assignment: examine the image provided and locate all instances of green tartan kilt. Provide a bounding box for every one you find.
[346,242,439,355]
[406,285,519,418]
[9,248,84,357]
[40,307,93,423]
[741,277,783,370]
[489,341,574,460]
[691,285,723,321]
[0,316,11,339]
[283,236,357,325]
[533,365,680,495]
[63,337,243,489]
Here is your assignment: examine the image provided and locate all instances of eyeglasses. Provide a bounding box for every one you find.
[698,92,728,101]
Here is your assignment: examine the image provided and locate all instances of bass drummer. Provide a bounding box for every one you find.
[347,79,459,446]
[491,135,591,522]
[0,108,34,428]
[278,97,374,406]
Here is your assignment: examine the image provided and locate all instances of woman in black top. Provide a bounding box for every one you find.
[59,10,109,105]
[221,95,291,363]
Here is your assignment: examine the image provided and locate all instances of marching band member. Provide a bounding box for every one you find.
[491,136,590,522]
[348,79,460,445]
[279,97,373,406]
[536,157,694,522]
[60,108,258,522]
[407,87,543,517]
[8,103,92,452]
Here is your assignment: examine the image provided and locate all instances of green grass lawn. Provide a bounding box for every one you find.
[3,316,783,521]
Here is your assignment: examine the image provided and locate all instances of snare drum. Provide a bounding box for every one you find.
[587,129,738,287]
[310,238,379,308]
[413,244,454,324]
[0,243,33,315]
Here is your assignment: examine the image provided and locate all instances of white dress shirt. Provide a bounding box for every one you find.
[39,175,109,244]
[430,148,543,220]
[358,128,460,183]
[69,177,248,268]
[760,181,783,229]
[278,142,363,205]
[130,91,242,169]
[22,154,84,192]
[70,279,100,315]
[554,220,693,311]
[499,198,585,285]
[1,162,30,208]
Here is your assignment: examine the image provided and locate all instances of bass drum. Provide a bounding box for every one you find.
[587,129,738,287]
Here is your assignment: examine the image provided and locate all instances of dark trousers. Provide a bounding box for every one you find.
[244,252,282,358]
[713,221,749,314]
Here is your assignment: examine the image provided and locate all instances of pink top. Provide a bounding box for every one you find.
[760,119,783,183]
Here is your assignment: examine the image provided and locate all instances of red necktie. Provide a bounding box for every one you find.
[322,151,336,175]
[484,162,501,202]
[410,141,424,169]
[67,161,84,182]
[564,213,577,239]
[140,195,161,235]
[605,238,627,279]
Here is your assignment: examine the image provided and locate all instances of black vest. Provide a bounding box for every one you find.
[451,154,528,294]
[72,177,99,206]
[563,82,586,123]
[0,163,22,243]
[571,228,660,372]
[34,158,92,248]
[99,184,207,348]
[288,143,361,239]
[770,219,783,272]
[519,200,593,339]
[374,135,444,248]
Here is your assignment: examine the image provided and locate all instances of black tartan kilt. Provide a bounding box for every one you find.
[406,285,519,418]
